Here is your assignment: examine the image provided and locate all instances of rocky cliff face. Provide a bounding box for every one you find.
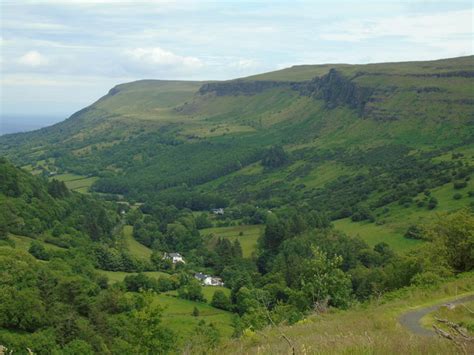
[199,69,373,115]
[297,69,373,113]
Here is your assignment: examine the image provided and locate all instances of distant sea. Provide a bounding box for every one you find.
[0,114,66,136]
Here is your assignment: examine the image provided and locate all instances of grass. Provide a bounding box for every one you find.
[7,234,65,252]
[202,225,264,258]
[122,225,152,260]
[215,272,474,354]
[333,176,473,253]
[420,300,474,335]
[165,286,232,303]
[333,218,421,253]
[202,286,231,303]
[153,293,235,345]
[53,173,97,193]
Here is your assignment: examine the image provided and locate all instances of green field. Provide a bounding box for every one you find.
[53,173,98,193]
[333,218,421,252]
[154,293,235,344]
[122,225,152,260]
[7,234,65,252]
[202,224,264,258]
[167,286,231,304]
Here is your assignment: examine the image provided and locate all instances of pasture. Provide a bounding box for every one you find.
[154,293,235,343]
[122,225,152,260]
[202,224,264,258]
[53,173,98,193]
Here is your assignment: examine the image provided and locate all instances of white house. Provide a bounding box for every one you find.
[163,252,185,264]
[204,276,224,287]
[194,272,224,286]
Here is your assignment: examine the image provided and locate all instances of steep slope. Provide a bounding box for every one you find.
[0,157,118,245]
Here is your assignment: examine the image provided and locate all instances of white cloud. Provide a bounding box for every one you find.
[2,20,70,32]
[232,59,259,70]
[18,51,49,67]
[319,9,473,45]
[125,47,203,70]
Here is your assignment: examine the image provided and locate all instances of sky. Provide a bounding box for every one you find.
[0,0,473,121]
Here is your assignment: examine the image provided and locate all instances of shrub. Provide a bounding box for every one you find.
[454,181,467,189]
[404,225,424,240]
[28,241,50,261]
[453,193,462,200]
[427,197,438,210]
[211,290,231,311]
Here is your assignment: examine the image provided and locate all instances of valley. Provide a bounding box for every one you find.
[1,56,473,354]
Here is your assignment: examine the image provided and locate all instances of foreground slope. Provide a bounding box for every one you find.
[216,273,474,354]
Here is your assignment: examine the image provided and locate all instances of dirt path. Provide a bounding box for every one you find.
[399,294,474,336]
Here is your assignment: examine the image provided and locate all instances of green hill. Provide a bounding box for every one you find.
[1,56,472,250]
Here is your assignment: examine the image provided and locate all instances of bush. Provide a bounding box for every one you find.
[454,181,467,189]
[28,241,50,261]
[178,279,205,302]
[427,197,438,210]
[453,193,462,200]
[123,273,158,292]
[404,225,424,240]
[211,290,231,311]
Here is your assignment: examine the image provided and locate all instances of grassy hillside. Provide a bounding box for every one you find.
[216,273,474,354]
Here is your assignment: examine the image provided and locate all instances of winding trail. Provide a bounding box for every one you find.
[399,294,474,336]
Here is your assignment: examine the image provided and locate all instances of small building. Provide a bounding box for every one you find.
[163,252,185,264]
[204,276,224,287]
[194,273,224,286]
[211,208,224,215]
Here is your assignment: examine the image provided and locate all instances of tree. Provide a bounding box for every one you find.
[178,279,205,302]
[262,145,289,168]
[299,246,352,309]
[124,273,158,292]
[195,213,212,229]
[427,196,438,210]
[125,291,175,354]
[192,306,200,317]
[232,239,243,259]
[424,210,474,272]
[48,179,69,198]
[29,241,50,261]
[211,290,231,310]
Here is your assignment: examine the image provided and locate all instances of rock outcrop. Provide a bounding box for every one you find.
[198,69,373,115]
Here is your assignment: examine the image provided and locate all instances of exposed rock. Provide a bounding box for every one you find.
[198,69,373,115]
[297,69,373,113]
